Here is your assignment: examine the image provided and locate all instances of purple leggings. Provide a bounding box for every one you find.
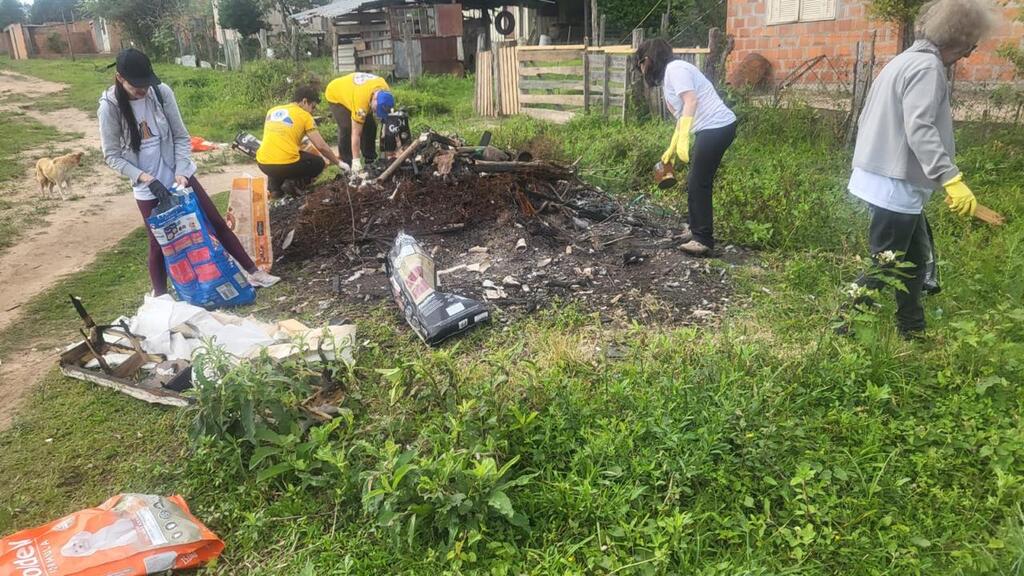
[137,175,256,296]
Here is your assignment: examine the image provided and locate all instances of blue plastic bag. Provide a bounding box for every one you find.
[146,186,256,309]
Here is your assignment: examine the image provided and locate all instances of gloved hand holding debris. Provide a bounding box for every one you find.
[337,160,351,173]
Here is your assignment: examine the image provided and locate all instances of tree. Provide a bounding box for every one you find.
[597,0,727,47]
[271,0,326,60]
[866,0,927,49]
[0,0,25,29]
[218,0,267,38]
[29,0,77,23]
[79,0,185,58]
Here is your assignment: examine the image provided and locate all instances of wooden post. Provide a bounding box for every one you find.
[402,20,418,85]
[583,37,591,115]
[61,9,76,62]
[583,0,590,45]
[602,52,610,115]
[330,19,338,73]
[631,27,644,49]
[704,27,722,84]
[660,13,669,37]
[599,14,606,47]
[590,0,599,47]
[846,32,876,148]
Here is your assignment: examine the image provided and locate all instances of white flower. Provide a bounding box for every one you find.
[876,250,898,264]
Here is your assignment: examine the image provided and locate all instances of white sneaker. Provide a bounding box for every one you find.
[247,269,281,288]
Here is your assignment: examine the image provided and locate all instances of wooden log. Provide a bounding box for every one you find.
[469,160,574,179]
[375,133,431,184]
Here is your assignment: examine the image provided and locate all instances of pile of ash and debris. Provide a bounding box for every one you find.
[266,131,742,328]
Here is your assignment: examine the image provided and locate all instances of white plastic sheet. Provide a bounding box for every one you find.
[126,295,354,363]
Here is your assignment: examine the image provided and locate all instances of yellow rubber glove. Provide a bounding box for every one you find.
[661,125,679,166]
[943,174,977,217]
[675,116,693,164]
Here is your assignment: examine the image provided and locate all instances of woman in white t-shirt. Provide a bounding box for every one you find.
[637,39,737,256]
[98,48,279,295]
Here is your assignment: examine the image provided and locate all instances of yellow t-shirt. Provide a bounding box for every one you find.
[255,103,315,165]
[324,73,390,124]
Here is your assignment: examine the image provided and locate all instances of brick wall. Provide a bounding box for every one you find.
[26,21,98,58]
[727,0,1023,86]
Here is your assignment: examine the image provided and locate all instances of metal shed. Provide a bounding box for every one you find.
[292,0,466,78]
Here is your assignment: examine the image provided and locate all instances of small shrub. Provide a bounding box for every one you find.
[45,32,64,54]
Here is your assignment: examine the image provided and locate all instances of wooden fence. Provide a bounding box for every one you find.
[475,39,712,123]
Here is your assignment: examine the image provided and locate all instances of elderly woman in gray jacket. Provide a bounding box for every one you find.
[99,48,279,296]
[842,0,995,338]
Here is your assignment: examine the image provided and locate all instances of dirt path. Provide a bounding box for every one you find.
[0,71,255,430]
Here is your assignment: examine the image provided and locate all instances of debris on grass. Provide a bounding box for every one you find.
[268,131,743,327]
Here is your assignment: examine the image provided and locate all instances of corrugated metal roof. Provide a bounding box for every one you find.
[292,0,554,23]
[290,0,397,22]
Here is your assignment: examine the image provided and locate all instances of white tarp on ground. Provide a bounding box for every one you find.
[126,295,356,364]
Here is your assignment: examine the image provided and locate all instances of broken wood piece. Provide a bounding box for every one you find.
[945,196,1006,226]
[376,133,432,184]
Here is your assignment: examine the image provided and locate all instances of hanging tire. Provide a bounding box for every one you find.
[494,10,515,36]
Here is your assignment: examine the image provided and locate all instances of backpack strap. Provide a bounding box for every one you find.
[153,84,166,109]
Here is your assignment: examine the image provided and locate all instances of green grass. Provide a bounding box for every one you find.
[1,67,1023,574]
[0,111,78,250]
[0,111,65,184]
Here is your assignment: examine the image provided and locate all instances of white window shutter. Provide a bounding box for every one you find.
[799,0,837,21]
[767,0,800,24]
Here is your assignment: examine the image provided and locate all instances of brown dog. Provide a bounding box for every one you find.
[35,151,84,199]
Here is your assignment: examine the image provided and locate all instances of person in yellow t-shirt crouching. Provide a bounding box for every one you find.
[324,72,395,175]
[256,85,346,198]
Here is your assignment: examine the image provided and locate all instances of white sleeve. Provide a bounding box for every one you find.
[673,64,696,94]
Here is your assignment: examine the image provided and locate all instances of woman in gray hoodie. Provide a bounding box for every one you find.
[98,48,279,295]
[842,0,995,338]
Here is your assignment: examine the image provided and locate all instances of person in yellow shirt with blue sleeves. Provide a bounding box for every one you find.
[256,85,344,198]
[324,72,395,174]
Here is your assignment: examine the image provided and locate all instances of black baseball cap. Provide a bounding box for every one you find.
[116,48,161,88]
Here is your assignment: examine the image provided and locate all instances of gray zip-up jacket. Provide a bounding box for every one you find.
[98,83,197,185]
[853,40,959,188]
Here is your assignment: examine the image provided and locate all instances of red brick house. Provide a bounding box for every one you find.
[726,0,1023,86]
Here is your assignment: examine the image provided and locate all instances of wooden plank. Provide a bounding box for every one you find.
[520,65,584,76]
[519,44,586,51]
[521,107,575,124]
[60,365,190,407]
[602,52,610,115]
[501,43,512,114]
[520,93,585,106]
[508,44,520,113]
[622,53,631,122]
[492,43,501,115]
[356,48,392,58]
[518,50,583,63]
[519,79,584,91]
[583,37,590,114]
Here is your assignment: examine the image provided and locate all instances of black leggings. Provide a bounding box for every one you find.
[257,151,326,193]
[855,206,932,333]
[686,122,737,248]
[330,103,377,164]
